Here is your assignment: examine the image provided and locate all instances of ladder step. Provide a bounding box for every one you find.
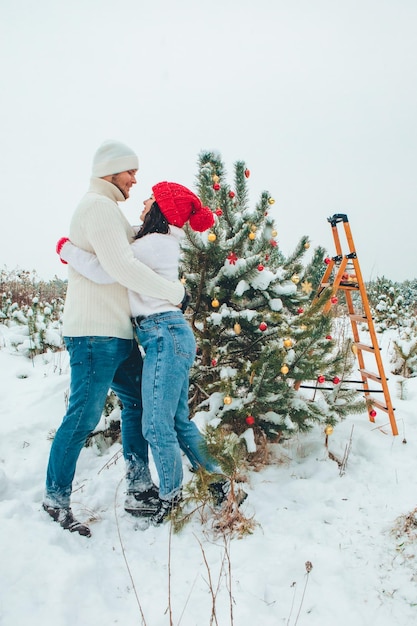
[349,314,371,323]
[354,342,376,353]
[359,369,383,383]
[338,282,359,290]
[365,397,394,414]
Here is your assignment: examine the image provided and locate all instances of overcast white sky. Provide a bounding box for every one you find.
[1,0,416,283]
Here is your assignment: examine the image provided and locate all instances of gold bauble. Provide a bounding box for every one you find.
[234,323,241,334]
[283,338,293,348]
[223,395,233,405]
[268,198,275,205]
[211,298,220,308]
[250,224,257,232]
[212,174,220,183]
[291,274,300,284]
[304,242,310,249]
[324,425,334,435]
[180,277,186,284]
[208,232,217,242]
[351,344,358,355]
[248,232,256,240]
[280,364,289,375]
[271,229,278,237]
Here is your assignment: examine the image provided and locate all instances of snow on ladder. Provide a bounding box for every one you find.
[314,213,398,436]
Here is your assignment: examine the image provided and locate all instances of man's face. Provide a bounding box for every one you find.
[110,170,137,199]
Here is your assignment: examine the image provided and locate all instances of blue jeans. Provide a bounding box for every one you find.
[45,336,153,508]
[136,311,221,500]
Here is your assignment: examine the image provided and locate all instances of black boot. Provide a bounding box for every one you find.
[42,503,91,537]
[209,480,248,507]
[151,493,182,526]
[124,485,160,517]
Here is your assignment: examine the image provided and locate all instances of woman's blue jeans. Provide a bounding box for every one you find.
[44,336,153,508]
[136,311,220,500]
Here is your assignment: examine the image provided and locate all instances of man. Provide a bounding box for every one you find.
[43,140,185,537]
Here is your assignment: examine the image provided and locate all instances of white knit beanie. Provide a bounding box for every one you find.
[92,140,139,177]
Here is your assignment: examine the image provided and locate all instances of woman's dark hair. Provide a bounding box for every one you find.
[134,202,170,239]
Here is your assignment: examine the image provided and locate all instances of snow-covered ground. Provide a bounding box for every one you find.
[0,324,416,626]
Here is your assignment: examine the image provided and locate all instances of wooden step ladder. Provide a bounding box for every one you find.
[315,213,398,436]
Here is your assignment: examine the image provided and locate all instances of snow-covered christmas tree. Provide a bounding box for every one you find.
[180,151,364,448]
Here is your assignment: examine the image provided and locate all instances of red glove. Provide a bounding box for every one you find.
[56,237,70,264]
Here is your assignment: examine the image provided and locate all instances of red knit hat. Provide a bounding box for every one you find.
[152,182,214,232]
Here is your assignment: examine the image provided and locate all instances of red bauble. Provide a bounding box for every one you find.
[297,307,304,314]
[265,254,270,261]
[369,409,377,418]
[330,296,338,304]
[215,208,223,216]
[211,358,217,366]
[317,375,326,383]
[246,415,255,425]
[244,168,250,178]
[259,322,268,331]
[257,264,264,271]
[326,334,332,340]
[324,257,332,265]
[332,376,341,385]
[229,191,235,198]
[213,183,220,191]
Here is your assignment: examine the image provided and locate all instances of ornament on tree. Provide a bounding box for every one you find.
[215,208,223,216]
[248,232,256,240]
[208,232,217,242]
[301,280,313,295]
[351,344,358,354]
[257,264,264,271]
[228,191,235,198]
[180,276,186,284]
[330,296,338,304]
[326,334,332,340]
[332,376,341,385]
[250,224,257,232]
[227,252,238,265]
[317,374,326,383]
[211,358,217,366]
[283,338,293,348]
[212,174,220,183]
[244,168,250,178]
[259,322,268,331]
[324,257,332,265]
[271,229,277,237]
[297,307,304,314]
[233,322,241,334]
[291,274,300,284]
[213,183,220,191]
[324,425,334,435]
[211,298,220,308]
[223,395,232,405]
[280,364,289,375]
[369,409,377,418]
[246,415,255,425]
[268,198,275,205]
[304,242,310,249]
[270,239,277,247]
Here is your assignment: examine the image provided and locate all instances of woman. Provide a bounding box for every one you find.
[58,182,233,524]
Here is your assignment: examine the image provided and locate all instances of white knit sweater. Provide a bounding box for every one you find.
[61,226,185,318]
[62,178,184,338]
